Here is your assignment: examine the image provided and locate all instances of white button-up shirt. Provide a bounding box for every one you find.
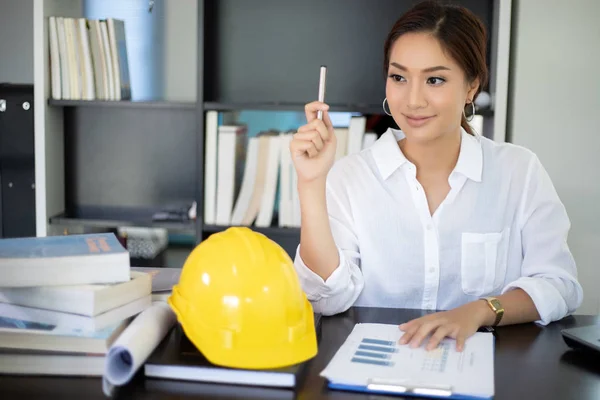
[293,128,583,325]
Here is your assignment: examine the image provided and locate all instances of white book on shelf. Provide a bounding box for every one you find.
[56,17,70,99]
[230,137,260,226]
[73,18,88,100]
[64,18,81,99]
[0,295,150,333]
[278,133,293,227]
[106,18,122,100]
[215,125,247,225]
[99,20,115,100]
[89,19,108,100]
[255,134,282,228]
[48,16,61,100]
[346,116,366,155]
[334,127,349,161]
[106,18,130,100]
[241,134,271,226]
[203,110,219,225]
[77,18,95,100]
[291,154,301,228]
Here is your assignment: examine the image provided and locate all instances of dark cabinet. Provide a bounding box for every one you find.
[0,83,36,238]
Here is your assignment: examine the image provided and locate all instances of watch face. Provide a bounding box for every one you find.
[490,299,502,310]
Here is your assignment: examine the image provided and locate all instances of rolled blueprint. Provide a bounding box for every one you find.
[103,302,176,395]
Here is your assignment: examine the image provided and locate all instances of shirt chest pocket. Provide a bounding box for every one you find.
[461,228,510,297]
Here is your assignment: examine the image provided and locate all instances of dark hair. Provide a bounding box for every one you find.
[383,0,488,135]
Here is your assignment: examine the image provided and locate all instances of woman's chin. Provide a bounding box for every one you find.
[401,127,441,143]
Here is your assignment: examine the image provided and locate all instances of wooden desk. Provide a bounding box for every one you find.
[1,307,599,399]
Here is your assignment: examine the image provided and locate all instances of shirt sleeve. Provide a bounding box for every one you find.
[502,154,583,325]
[293,173,365,316]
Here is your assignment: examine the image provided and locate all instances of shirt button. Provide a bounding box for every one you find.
[426,224,433,230]
[429,267,435,273]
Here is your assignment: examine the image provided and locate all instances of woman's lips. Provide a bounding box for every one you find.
[404,114,435,128]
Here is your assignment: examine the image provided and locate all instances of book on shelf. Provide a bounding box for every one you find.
[203,110,219,225]
[48,16,131,101]
[145,315,322,389]
[0,233,130,288]
[215,124,248,225]
[255,132,282,228]
[203,111,377,230]
[0,270,150,316]
[241,133,273,226]
[230,136,260,225]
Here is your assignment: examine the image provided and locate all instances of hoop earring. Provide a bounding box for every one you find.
[463,101,475,122]
[382,98,392,116]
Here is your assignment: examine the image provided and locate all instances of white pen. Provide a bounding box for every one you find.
[317,65,327,120]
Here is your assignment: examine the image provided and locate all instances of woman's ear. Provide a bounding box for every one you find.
[467,78,480,103]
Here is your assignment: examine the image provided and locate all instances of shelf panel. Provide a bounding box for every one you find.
[203,224,300,237]
[204,101,384,115]
[49,206,196,233]
[204,102,495,117]
[48,99,196,109]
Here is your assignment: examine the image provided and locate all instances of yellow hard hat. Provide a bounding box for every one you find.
[168,227,318,370]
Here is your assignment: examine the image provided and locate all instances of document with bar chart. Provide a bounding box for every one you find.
[320,323,494,399]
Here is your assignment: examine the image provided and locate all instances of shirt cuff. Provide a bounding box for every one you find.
[502,276,569,326]
[293,245,348,300]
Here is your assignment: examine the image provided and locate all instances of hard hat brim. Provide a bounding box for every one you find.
[169,290,318,370]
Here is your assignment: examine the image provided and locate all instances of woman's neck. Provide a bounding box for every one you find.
[399,129,462,177]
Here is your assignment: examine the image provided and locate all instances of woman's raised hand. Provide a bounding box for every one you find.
[290,101,337,184]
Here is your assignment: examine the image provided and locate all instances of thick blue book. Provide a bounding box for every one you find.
[0,233,130,287]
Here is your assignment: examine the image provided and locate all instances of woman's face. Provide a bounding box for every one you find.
[385,32,478,143]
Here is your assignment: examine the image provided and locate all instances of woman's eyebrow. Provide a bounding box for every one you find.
[390,62,451,73]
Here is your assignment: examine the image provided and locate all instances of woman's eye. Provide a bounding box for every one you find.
[427,77,446,85]
[389,74,405,82]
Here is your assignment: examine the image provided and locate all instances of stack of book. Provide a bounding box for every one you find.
[48,16,131,101]
[0,233,153,377]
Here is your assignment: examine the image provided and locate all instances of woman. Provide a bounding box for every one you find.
[290,0,583,352]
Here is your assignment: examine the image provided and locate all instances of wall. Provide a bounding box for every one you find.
[509,0,600,314]
[0,0,34,84]
[164,0,197,102]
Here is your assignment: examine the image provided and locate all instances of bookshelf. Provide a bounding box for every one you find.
[48,99,196,109]
[34,0,512,258]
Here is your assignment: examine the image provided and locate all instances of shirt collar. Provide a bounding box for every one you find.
[371,127,483,182]
[454,128,483,182]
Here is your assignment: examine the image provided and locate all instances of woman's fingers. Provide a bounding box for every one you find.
[408,320,446,349]
[305,101,329,123]
[294,131,324,152]
[290,137,319,158]
[426,325,455,351]
[298,118,331,143]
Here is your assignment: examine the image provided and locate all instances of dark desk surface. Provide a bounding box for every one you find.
[2,307,600,399]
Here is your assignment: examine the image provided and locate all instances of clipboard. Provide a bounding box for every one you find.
[321,323,495,400]
[327,378,491,400]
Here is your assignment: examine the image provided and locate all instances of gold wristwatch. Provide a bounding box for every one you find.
[482,297,504,326]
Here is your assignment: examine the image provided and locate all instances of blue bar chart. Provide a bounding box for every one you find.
[351,337,398,367]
